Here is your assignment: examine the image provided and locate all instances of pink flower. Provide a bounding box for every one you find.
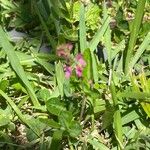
[56,43,73,59]
[74,53,86,77]
[75,65,83,77]
[76,54,86,67]
[76,53,83,61]
[66,43,73,51]
[64,65,72,79]
[57,49,67,57]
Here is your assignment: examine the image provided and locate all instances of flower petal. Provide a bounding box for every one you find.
[75,65,83,77]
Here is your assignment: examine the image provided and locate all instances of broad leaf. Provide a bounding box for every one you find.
[46,98,66,116]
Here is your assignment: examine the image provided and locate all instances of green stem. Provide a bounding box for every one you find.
[80,95,86,121]
[124,0,146,74]
[110,81,123,150]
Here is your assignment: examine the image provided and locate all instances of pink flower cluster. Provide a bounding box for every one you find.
[56,43,86,79]
[64,54,86,78]
[75,54,86,77]
[64,65,72,79]
[56,43,73,59]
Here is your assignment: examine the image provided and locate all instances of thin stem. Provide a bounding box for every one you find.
[80,95,86,121]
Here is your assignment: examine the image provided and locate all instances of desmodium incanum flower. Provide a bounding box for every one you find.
[58,46,86,78]
[64,65,72,79]
[56,43,73,59]
[75,65,83,77]
[75,53,86,77]
[75,54,86,67]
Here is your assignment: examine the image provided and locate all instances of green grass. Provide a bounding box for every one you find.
[124,0,146,74]
[0,0,150,149]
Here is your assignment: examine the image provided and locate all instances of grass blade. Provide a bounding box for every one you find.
[33,0,56,50]
[129,32,150,70]
[0,89,40,136]
[112,40,125,60]
[118,91,150,100]
[110,81,123,150]
[91,52,98,82]
[88,137,109,150]
[0,26,40,107]
[79,2,87,53]
[103,2,112,66]
[89,16,110,52]
[55,61,65,97]
[122,110,139,125]
[30,48,54,75]
[124,0,146,73]
[83,48,92,80]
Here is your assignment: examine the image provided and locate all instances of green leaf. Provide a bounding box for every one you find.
[124,0,146,73]
[59,111,73,129]
[110,81,123,148]
[0,26,40,107]
[118,91,150,100]
[68,121,81,138]
[0,80,9,91]
[46,98,66,116]
[38,88,51,102]
[130,32,150,70]
[93,99,106,114]
[30,49,54,75]
[103,3,112,66]
[101,107,114,130]
[79,2,87,53]
[122,110,140,125]
[88,137,109,150]
[59,111,81,137]
[0,115,10,127]
[89,16,110,52]
[50,130,63,150]
[0,0,17,9]
[55,61,65,97]
[33,0,56,50]
[39,118,61,129]
[141,102,150,118]
[0,89,40,136]
[25,117,45,140]
[36,58,54,75]
[112,40,125,60]
[16,51,36,66]
[91,52,98,82]
[83,48,92,80]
